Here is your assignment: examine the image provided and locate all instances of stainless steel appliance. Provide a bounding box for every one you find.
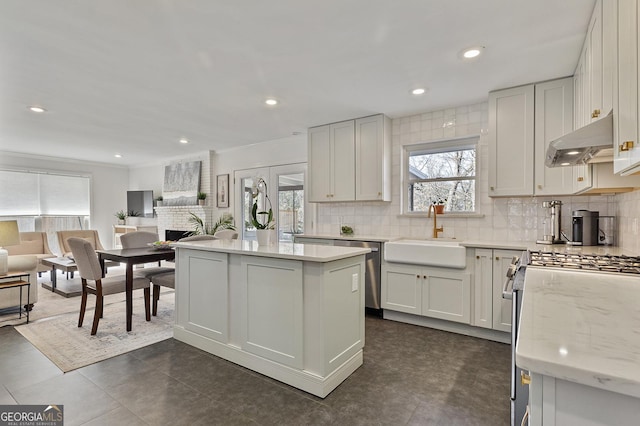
[536,200,564,244]
[333,240,382,315]
[504,250,640,425]
[570,210,599,246]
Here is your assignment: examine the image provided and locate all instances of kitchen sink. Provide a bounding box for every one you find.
[384,239,466,268]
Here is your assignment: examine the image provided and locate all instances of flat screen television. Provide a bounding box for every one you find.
[127,190,154,218]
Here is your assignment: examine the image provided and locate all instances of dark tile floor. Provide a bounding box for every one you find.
[0,316,510,425]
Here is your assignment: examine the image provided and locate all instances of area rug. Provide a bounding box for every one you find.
[15,292,174,372]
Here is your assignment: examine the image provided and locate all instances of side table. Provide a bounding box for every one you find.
[0,271,31,323]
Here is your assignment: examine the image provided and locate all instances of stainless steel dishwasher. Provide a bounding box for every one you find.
[333,240,382,315]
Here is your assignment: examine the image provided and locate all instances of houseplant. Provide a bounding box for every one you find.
[197,192,207,206]
[432,199,447,214]
[249,177,274,245]
[156,195,163,207]
[114,210,127,225]
[187,212,235,235]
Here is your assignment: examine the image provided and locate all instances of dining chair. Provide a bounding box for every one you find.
[68,237,151,335]
[178,235,217,242]
[213,230,239,240]
[119,231,175,316]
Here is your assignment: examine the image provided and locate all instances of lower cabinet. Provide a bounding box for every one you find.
[473,249,519,332]
[382,262,471,324]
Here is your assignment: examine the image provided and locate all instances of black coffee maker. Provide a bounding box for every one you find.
[570,210,599,246]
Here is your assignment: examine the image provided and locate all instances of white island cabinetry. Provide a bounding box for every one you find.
[172,240,368,398]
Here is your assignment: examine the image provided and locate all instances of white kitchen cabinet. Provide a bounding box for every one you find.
[308,114,390,203]
[534,78,582,195]
[382,262,470,324]
[614,0,640,175]
[488,85,535,197]
[308,121,355,202]
[490,78,584,197]
[587,0,603,124]
[355,115,391,201]
[529,373,640,426]
[473,248,518,332]
[381,263,422,315]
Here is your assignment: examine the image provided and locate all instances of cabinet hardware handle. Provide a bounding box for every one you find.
[521,371,531,385]
[416,275,420,278]
[591,109,600,118]
[537,184,542,189]
[476,255,480,259]
[490,186,494,191]
[495,257,500,260]
[378,192,381,196]
[620,141,634,152]
[423,275,427,279]
[577,177,584,182]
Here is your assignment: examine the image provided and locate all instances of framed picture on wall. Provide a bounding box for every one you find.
[217,174,229,208]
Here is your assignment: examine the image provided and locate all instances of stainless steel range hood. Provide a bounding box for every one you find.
[545,111,613,167]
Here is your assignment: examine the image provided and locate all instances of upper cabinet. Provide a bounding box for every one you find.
[308,114,391,203]
[614,0,640,175]
[488,85,535,197]
[488,78,577,197]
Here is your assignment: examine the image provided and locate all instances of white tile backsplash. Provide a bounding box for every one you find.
[313,101,637,253]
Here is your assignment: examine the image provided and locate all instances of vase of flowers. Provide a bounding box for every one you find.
[249,177,275,245]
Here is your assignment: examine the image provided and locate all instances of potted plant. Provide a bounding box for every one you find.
[156,195,163,207]
[187,212,235,235]
[197,192,207,206]
[433,199,447,214]
[249,178,274,245]
[114,210,127,225]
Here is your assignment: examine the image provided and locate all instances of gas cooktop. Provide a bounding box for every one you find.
[528,250,640,275]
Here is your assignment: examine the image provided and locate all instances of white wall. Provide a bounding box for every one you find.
[0,152,129,251]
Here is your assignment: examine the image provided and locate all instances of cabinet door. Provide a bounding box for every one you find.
[421,268,471,324]
[614,0,638,174]
[473,249,493,329]
[355,115,390,201]
[492,250,517,332]
[534,78,577,195]
[588,0,603,124]
[488,85,535,197]
[602,0,616,116]
[330,120,356,201]
[308,125,332,202]
[381,263,422,315]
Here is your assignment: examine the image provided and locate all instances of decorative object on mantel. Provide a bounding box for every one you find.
[216,174,229,208]
[156,195,163,207]
[197,192,207,206]
[162,161,201,206]
[114,210,127,225]
[187,212,235,236]
[249,177,275,245]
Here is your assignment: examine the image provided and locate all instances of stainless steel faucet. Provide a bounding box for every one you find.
[427,205,444,238]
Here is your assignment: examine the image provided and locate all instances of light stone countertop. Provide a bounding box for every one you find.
[172,239,370,263]
[516,267,640,398]
[295,234,395,243]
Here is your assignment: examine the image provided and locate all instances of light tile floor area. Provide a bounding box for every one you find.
[0,313,510,425]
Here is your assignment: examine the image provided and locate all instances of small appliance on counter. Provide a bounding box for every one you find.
[536,200,564,244]
[568,210,599,246]
[598,216,616,246]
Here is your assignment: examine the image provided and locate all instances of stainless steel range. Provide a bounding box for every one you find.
[503,250,640,426]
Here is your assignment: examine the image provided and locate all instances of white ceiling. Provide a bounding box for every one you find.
[0,1,595,167]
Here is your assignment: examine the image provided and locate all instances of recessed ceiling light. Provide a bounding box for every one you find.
[114,154,122,158]
[28,106,47,113]
[412,88,426,95]
[265,99,278,106]
[179,138,189,144]
[567,150,580,155]
[461,46,485,59]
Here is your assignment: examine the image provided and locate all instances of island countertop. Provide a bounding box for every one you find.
[516,267,640,399]
[172,239,370,262]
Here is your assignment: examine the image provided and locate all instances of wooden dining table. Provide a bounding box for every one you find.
[96,246,175,332]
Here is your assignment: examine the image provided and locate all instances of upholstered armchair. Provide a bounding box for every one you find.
[57,230,106,257]
[6,232,56,276]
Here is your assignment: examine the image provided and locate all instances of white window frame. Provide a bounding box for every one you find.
[401,136,479,215]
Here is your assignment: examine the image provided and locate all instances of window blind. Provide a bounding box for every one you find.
[0,170,90,216]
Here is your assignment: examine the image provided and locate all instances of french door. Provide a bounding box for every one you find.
[234,163,309,242]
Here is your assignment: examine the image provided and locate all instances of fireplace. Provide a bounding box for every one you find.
[166,229,191,241]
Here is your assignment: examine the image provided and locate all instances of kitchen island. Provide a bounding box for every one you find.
[171,239,369,398]
[516,267,640,425]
